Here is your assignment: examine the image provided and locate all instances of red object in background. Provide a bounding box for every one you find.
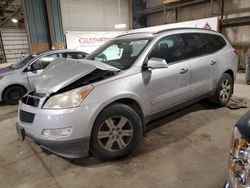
[234,50,240,57]
[234,50,240,66]
[203,22,212,30]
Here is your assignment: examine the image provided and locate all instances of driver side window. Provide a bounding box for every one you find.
[148,35,183,64]
[31,54,60,71]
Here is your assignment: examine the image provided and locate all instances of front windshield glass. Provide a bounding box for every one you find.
[11,54,38,69]
[86,38,150,70]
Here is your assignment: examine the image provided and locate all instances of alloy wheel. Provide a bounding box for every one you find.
[220,79,231,102]
[9,90,21,101]
[97,116,133,152]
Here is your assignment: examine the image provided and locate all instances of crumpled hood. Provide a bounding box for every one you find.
[35,58,119,94]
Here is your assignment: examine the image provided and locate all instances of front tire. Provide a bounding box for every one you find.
[3,85,26,105]
[210,73,233,107]
[90,103,142,161]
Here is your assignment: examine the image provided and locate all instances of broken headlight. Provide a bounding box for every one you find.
[229,126,250,187]
[43,85,93,109]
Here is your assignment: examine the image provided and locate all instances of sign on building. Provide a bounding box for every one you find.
[65,17,219,53]
[65,31,126,53]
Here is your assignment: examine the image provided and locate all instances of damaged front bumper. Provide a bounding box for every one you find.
[16,122,90,158]
[17,96,102,159]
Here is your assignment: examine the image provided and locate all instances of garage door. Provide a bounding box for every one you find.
[60,0,130,31]
[1,28,30,64]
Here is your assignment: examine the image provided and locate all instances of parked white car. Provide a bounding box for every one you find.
[0,49,88,104]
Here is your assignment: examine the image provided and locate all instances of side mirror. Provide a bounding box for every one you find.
[146,57,168,69]
[30,63,41,71]
[24,64,38,73]
[24,65,32,72]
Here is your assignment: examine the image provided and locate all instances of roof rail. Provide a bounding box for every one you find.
[115,28,218,38]
[154,27,217,34]
[115,32,153,38]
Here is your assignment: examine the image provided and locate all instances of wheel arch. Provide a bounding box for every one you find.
[89,96,146,141]
[223,69,235,93]
[224,69,234,80]
[109,98,146,134]
[89,97,145,160]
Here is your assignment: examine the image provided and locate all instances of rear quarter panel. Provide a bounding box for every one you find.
[217,44,238,81]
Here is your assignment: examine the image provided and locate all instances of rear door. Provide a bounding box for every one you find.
[145,34,190,114]
[201,33,227,87]
[179,33,218,99]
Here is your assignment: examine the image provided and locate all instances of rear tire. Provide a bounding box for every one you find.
[90,103,142,161]
[209,73,233,107]
[3,85,26,105]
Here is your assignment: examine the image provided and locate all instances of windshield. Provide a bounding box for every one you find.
[86,38,150,70]
[11,54,38,69]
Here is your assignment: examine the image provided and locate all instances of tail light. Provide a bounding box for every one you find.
[234,50,240,57]
[234,50,240,65]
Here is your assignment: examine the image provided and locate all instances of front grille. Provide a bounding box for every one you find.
[19,110,35,123]
[22,91,43,107]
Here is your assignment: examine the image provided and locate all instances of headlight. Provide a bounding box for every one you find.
[42,127,72,139]
[43,85,93,109]
[229,126,250,187]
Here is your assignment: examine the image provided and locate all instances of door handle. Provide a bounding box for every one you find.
[179,68,189,74]
[210,60,217,65]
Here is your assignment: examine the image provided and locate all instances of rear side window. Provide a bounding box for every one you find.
[180,33,208,59]
[62,52,87,59]
[201,34,227,53]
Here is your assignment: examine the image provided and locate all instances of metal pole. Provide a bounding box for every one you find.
[210,0,214,17]
[45,0,55,49]
[128,0,133,29]
[175,7,178,22]
[221,0,225,20]
[22,0,32,52]
[118,0,121,23]
[219,0,225,32]
[0,30,7,64]
[163,4,166,24]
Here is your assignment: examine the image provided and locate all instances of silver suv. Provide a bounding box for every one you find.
[0,49,87,104]
[17,28,238,161]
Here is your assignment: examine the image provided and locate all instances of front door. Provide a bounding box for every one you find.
[26,54,60,90]
[144,34,190,114]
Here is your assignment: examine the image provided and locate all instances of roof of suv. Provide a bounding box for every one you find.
[116,28,220,40]
[33,49,87,56]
